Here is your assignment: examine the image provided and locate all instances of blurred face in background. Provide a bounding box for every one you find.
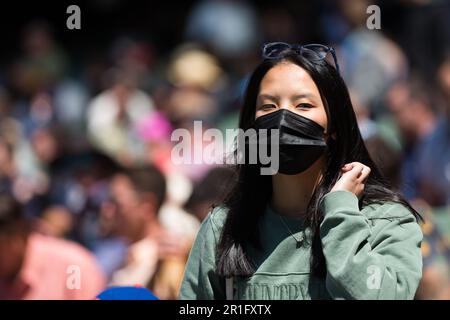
[31,128,59,164]
[386,81,435,145]
[386,82,417,143]
[109,173,155,242]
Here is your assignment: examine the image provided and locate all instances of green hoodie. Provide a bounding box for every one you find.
[179,190,423,300]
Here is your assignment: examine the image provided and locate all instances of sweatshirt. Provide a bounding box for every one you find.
[179,190,423,299]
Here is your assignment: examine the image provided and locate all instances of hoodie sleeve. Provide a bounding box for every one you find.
[179,208,226,300]
[319,190,423,300]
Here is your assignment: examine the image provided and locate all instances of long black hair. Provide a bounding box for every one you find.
[216,50,422,279]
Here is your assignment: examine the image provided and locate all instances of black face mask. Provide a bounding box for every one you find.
[254,109,327,175]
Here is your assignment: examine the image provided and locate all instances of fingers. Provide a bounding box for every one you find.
[342,162,364,179]
[341,162,371,181]
[332,162,371,197]
[341,163,353,172]
[358,165,371,182]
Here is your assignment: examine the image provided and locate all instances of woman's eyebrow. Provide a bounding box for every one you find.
[291,93,315,100]
[257,93,317,102]
[257,94,278,102]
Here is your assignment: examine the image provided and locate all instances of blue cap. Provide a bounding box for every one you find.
[96,286,159,300]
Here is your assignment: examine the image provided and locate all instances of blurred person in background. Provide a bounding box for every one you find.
[185,0,259,59]
[9,21,67,99]
[184,166,235,222]
[383,76,450,299]
[22,125,72,219]
[137,111,200,247]
[0,192,105,299]
[87,67,154,165]
[356,92,450,299]
[414,202,450,299]
[52,79,90,147]
[386,78,445,206]
[101,165,192,299]
[138,111,175,174]
[64,152,122,248]
[350,90,379,142]
[38,206,73,238]
[162,45,228,182]
[165,45,224,125]
[429,55,450,203]
[33,151,119,247]
[0,120,48,214]
[351,88,404,188]
[109,37,158,94]
[335,0,409,116]
[364,135,403,192]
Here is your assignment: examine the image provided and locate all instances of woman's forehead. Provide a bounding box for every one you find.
[259,63,320,95]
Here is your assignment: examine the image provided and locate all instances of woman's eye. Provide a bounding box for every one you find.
[296,103,314,109]
[260,104,276,110]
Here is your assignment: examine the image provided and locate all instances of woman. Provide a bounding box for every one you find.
[179,43,423,300]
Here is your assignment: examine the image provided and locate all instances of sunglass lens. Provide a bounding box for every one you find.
[301,46,328,61]
[263,43,291,59]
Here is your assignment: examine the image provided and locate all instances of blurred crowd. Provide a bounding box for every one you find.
[1,0,450,300]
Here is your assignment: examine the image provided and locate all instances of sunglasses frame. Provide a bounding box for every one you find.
[262,42,340,74]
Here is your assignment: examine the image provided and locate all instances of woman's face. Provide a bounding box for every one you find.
[255,62,328,131]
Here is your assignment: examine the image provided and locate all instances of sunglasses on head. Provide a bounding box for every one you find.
[261,42,340,74]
